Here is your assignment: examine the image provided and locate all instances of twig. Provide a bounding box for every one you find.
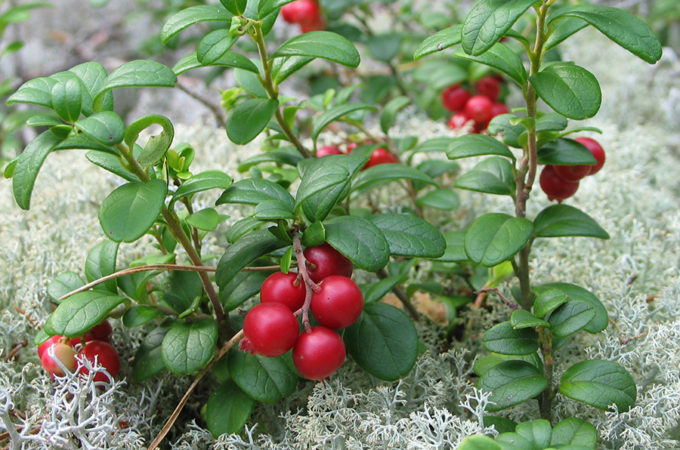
[475,288,520,310]
[619,330,648,345]
[5,341,27,362]
[147,329,244,450]
[12,307,39,328]
[292,234,320,331]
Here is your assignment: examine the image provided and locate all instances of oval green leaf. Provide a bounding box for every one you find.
[324,216,390,271]
[217,178,294,209]
[44,291,126,337]
[272,31,360,67]
[311,103,377,142]
[455,42,527,87]
[465,213,533,267]
[94,60,177,99]
[413,24,463,60]
[537,138,598,166]
[85,240,119,294]
[160,5,232,43]
[369,213,446,258]
[455,157,516,196]
[228,351,298,403]
[533,204,609,239]
[205,381,256,437]
[447,134,514,160]
[482,321,539,355]
[478,360,547,411]
[12,130,64,210]
[227,98,278,145]
[534,282,608,334]
[161,318,218,375]
[173,170,232,202]
[216,229,287,288]
[462,0,536,56]
[530,63,601,120]
[75,111,125,145]
[47,271,85,301]
[559,360,637,411]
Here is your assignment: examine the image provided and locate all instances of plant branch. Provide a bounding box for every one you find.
[475,288,519,310]
[292,233,320,331]
[147,329,244,450]
[176,79,227,128]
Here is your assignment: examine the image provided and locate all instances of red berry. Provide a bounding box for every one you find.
[540,165,579,202]
[475,76,501,101]
[441,84,471,112]
[365,148,398,168]
[553,164,591,182]
[38,334,64,359]
[464,95,494,123]
[281,0,319,24]
[303,243,353,283]
[490,102,509,119]
[70,320,113,346]
[41,341,76,377]
[300,16,325,33]
[260,272,306,312]
[346,142,358,153]
[311,275,364,329]
[76,340,120,382]
[317,145,343,158]
[448,112,472,130]
[293,327,346,380]
[575,137,606,175]
[241,303,299,357]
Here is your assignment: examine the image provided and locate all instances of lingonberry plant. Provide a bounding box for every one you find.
[414,0,661,447]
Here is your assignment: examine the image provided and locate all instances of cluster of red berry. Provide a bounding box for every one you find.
[281,0,325,33]
[317,142,399,168]
[539,137,606,202]
[443,76,509,133]
[37,320,120,382]
[240,244,363,380]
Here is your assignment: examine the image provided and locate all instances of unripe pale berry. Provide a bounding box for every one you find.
[41,341,76,378]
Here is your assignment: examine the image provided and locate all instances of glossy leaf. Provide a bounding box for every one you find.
[47,272,85,302]
[447,134,514,160]
[345,302,418,381]
[216,178,294,209]
[75,111,125,145]
[483,321,539,355]
[550,4,662,64]
[197,29,238,65]
[380,96,410,134]
[455,43,527,86]
[122,305,161,328]
[173,51,259,75]
[533,204,609,239]
[530,63,601,120]
[369,213,446,258]
[548,300,596,338]
[86,151,138,182]
[537,138,598,166]
[98,180,167,243]
[545,17,589,51]
[352,164,436,194]
[311,103,377,141]
[228,351,298,403]
[474,352,543,377]
[12,130,63,209]
[462,0,536,55]
[160,5,232,43]
[85,240,119,294]
[458,435,501,450]
[237,146,303,171]
[534,283,608,334]
[455,157,516,196]
[272,31,360,67]
[162,318,218,374]
[413,24,462,59]
[51,78,82,122]
[416,188,460,211]
[216,229,286,288]
[220,271,271,310]
[132,328,167,382]
[324,216,390,271]
[205,381,255,437]
[7,76,56,108]
[186,208,221,231]
[44,291,126,337]
[172,170,232,202]
[411,137,455,154]
[94,60,177,99]
[295,162,350,209]
[436,230,468,262]
[254,199,296,220]
[478,360,547,411]
[511,309,549,329]
[227,98,278,145]
[550,417,598,447]
[465,213,533,267]
[559,360,637,411]
[533,289,568,318]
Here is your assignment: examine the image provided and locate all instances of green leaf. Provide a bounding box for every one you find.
[7,76,56,108]
[227,98,278,145]
[197,29,238,65]
[324,216,390,271]
[413,24,462,59]
[271,55,314,84]
[488,113,524,148]
[161,318,218,374]
[94,60,177,99]
[465,213,533,267]
[234,68,268,98]
[366,32,402,62]
[416,188,460,211]
[295,163,350,209]
[458,435,502,450]
[412,137,455,154]
[238,147,303,171]
[534,283,608,334]
[511,309,549,329]
[483,321,539,355]
[160,5,232,43]
[220,271,271,310]
[361,274,407,304]
[51,78,82,122]
[132,328,167,382]
[205,381,255,437]
[86,151,138,182]
[455,43,527,87]
[229,351,298,403]
[345,302,418,381]
[163,271,203,315]
[173,170,232,202]
[75,111,125,145]
[44,291,126,337]
[550,4,662,64]
[122,305,161,328]
[550,417,598,447]
[352,164,436,194]
[559,360,637,411]
[548,300,596,338]
[436,230,468,262]
[478,360,547,411]
[99,180,167,243]
[537,138,598,166]
[254,200,296,220]
[533,204,609,239]
[186,208,221,231]
[85,240,118,294]
[380,96,410,134]
[533,289,568,318]
[530,63,601,120]
[12,130,64,210]
[545,17,589,51]
[462,0,536,55]
[474,352,543,377]
[47,272,85,301]
[258,0,294,17]
[536,113,568,132]
[447,134,514,160]
[455,157,516,196]
[173,51,259,75]
[217,178,294,209]
[515,420,553,449]
[216,229,286,288]
[369,213,446,258]
[311,103,377,142]
[272,31,360,67]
